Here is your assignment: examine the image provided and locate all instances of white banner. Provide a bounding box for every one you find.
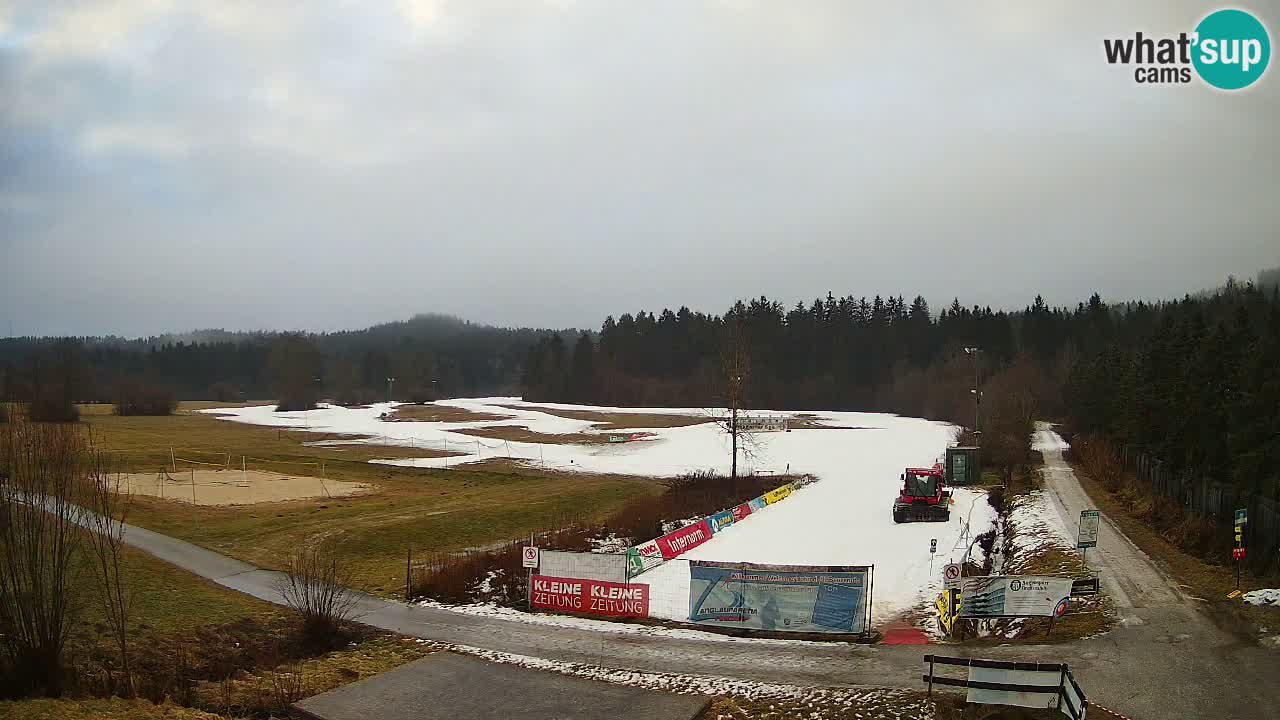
[736,416,788,432]
[538,550,628,585]
[967,667,1062,711]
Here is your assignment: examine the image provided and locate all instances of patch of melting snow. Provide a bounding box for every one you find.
[474,569,500,595]
[1007,490,1073,557]
[1243,589,1280,607]
[415,600,853,647]
[661,516,704,535]
[444,642,930,712]
[588,533,632,554]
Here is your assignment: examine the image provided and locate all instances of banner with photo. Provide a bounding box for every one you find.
[689,561,871,634]
[958,576,1072,618]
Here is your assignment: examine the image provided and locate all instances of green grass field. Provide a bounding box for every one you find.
[73,544,279,640]
[85,403,661,595]
[4,537,430,720]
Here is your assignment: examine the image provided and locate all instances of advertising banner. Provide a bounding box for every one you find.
[935,588,959,634]
[730,502,753,523]
[709,510,735,533]
[748,496,768,512]
[958,576,1072,618]
[763,484,793,505]
[626,539,662,577]
[688,561,869,634]
[737,416,788,432]
[655,519,712,559]
[530,575,649,618]
[1077,510,1100,549]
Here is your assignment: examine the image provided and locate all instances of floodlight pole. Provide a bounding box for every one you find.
[387,377,395,405]
[964,347,982,436]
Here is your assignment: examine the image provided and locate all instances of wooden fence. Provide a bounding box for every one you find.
[1122,446,1279,572]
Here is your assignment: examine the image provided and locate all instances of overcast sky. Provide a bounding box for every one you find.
[2,1,1277,337]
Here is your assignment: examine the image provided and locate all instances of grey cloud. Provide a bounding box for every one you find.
[2,0,1278,336]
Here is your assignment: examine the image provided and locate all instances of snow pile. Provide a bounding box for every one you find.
[1031,429,1070,453]
[1243,589,1280,607]
[205,397,997,622]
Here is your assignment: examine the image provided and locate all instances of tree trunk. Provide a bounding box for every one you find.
[731,405,738,493]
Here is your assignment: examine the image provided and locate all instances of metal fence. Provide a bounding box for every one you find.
[1122,445,1280,571]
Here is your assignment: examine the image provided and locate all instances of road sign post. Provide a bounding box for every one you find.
[1233,509,1247,591]
[943,563,961,589]
[523,537,538,609]
[1077,510,1100,564]
[929,538,937,572]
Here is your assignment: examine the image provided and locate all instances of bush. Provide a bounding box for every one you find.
[27,392,79,423]
[114,380,177,416]
[986,485,1006,514]
[277,539,360,639]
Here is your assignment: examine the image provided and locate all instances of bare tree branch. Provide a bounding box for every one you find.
[83,429,136,697]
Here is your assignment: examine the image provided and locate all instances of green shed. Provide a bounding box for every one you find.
[946,446,981,486]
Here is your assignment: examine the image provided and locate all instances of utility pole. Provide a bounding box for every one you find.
[964,347,982,437]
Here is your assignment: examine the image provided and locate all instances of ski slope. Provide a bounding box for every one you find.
[204,398,995,619]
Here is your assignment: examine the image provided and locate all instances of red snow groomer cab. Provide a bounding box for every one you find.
[892,463,952,523]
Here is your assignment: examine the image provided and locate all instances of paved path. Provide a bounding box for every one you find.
[110,429,1280,720]
[1032,424,1278,719]
[293,653,709,720]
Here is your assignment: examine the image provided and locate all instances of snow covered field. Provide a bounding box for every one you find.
[204,398,995,621]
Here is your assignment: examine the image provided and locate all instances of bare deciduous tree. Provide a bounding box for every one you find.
[277,537,360,638]
[84,439,136,697]
[0,416,88,696]
[709,312,759,492]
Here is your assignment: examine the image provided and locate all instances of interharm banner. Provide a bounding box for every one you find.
[688,561,870,634]
[530,575,649,618]
[655,518,713,559]
[627,517,714,577]
[958,576,1072,618]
